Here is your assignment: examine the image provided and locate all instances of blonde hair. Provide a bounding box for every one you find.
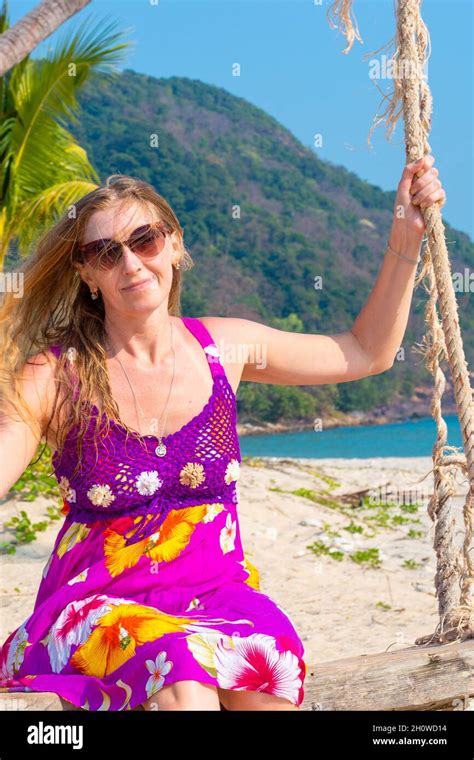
[0,175,194,479]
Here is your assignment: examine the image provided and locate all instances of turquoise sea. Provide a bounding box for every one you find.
[239,414,464,459]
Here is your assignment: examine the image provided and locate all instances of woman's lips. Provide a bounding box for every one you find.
[122,278,153,292]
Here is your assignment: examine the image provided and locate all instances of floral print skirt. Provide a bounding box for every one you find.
[0,499,306,710]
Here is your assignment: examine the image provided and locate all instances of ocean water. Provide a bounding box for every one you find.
[239,414,464,459]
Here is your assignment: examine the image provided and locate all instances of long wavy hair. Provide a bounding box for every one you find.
[0,175,194,480]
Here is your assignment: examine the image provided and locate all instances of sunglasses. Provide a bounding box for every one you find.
[78,222,172,270]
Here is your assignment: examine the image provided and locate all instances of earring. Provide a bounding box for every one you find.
[174,262,180,270]
[90,288,99,300]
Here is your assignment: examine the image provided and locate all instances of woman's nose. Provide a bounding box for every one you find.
[119,244,143,272]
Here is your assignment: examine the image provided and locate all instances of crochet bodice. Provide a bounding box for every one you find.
[49,317,242,545]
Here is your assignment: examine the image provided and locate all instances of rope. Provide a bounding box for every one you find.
[327,0,474,643]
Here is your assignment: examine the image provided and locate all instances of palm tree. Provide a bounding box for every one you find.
[0,0,92,76]
[0,2,131,269]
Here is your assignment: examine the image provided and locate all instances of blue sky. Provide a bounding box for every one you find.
[10,0,473,238]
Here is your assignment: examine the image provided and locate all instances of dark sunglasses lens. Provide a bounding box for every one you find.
[129,226,166,256]
[83,242,121,270]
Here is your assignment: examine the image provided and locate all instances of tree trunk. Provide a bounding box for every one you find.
[0,0,91,77]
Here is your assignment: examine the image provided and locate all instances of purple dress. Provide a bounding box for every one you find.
[0,316,306,710]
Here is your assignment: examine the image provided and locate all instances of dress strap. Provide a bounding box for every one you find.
[49,344,62,359]
[181,316,226,380]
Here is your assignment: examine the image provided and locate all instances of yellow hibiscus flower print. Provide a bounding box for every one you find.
[241,554,261,590]
[70,603,197,677]
[103,504,214,578]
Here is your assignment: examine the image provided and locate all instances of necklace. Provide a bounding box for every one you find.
[108,320,176,458]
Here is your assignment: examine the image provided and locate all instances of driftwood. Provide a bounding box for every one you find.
[1,640,472,711]
[300,639,474,711]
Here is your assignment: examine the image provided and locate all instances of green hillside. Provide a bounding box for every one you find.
[49,70,474,425]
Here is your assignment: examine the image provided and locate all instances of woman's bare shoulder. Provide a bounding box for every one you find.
[2,350,58,439]
[196,315,270,356]
[23,349,64,450]
[196,315,253,341]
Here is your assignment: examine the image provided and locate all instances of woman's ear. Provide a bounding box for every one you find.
[170,229,181,246]
[73,262,84,282]
[73,262,94,290]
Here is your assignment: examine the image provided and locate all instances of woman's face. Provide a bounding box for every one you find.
[74,203,181,315]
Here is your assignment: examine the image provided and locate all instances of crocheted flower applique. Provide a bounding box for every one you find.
[224,459,240,485]
[58,476,76,504]
[135,470,163,496]
[179,462,206,489]
[86,483,116,508]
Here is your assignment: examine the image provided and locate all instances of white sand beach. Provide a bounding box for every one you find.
[1,455,465,668]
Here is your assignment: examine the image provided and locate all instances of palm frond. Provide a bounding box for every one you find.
[15,179,101,253]
[11,15,131,165]
[0,11,132,267]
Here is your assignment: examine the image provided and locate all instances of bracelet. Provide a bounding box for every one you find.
[386,241,420,264]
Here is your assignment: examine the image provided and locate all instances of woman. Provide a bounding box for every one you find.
[0,156,445,711]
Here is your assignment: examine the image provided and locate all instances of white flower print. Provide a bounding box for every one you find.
[202,502,225,523]
[86,483,116,508]
[224,459,240,485]
[145,652,173,697]
[135,470,163,496]
[58,476,76,504]
[186,597,204,612]
[1,622,30,677]
[220,512,236,554]
[67,568,89,585]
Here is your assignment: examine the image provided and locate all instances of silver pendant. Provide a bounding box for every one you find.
[155,440,167,457]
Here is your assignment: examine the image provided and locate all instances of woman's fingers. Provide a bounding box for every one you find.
[409,158,447,207]
[408,154,435,175]
[411,177,443,205]
[396,154,447,212]
[398,154,434,200]
[410,165,438,194]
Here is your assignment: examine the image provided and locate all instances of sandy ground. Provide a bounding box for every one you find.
[0,456,468,668]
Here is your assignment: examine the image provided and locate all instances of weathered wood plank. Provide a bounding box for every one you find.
[300,640,474,711]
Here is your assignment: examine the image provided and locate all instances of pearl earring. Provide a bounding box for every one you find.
[90,289,99,300]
